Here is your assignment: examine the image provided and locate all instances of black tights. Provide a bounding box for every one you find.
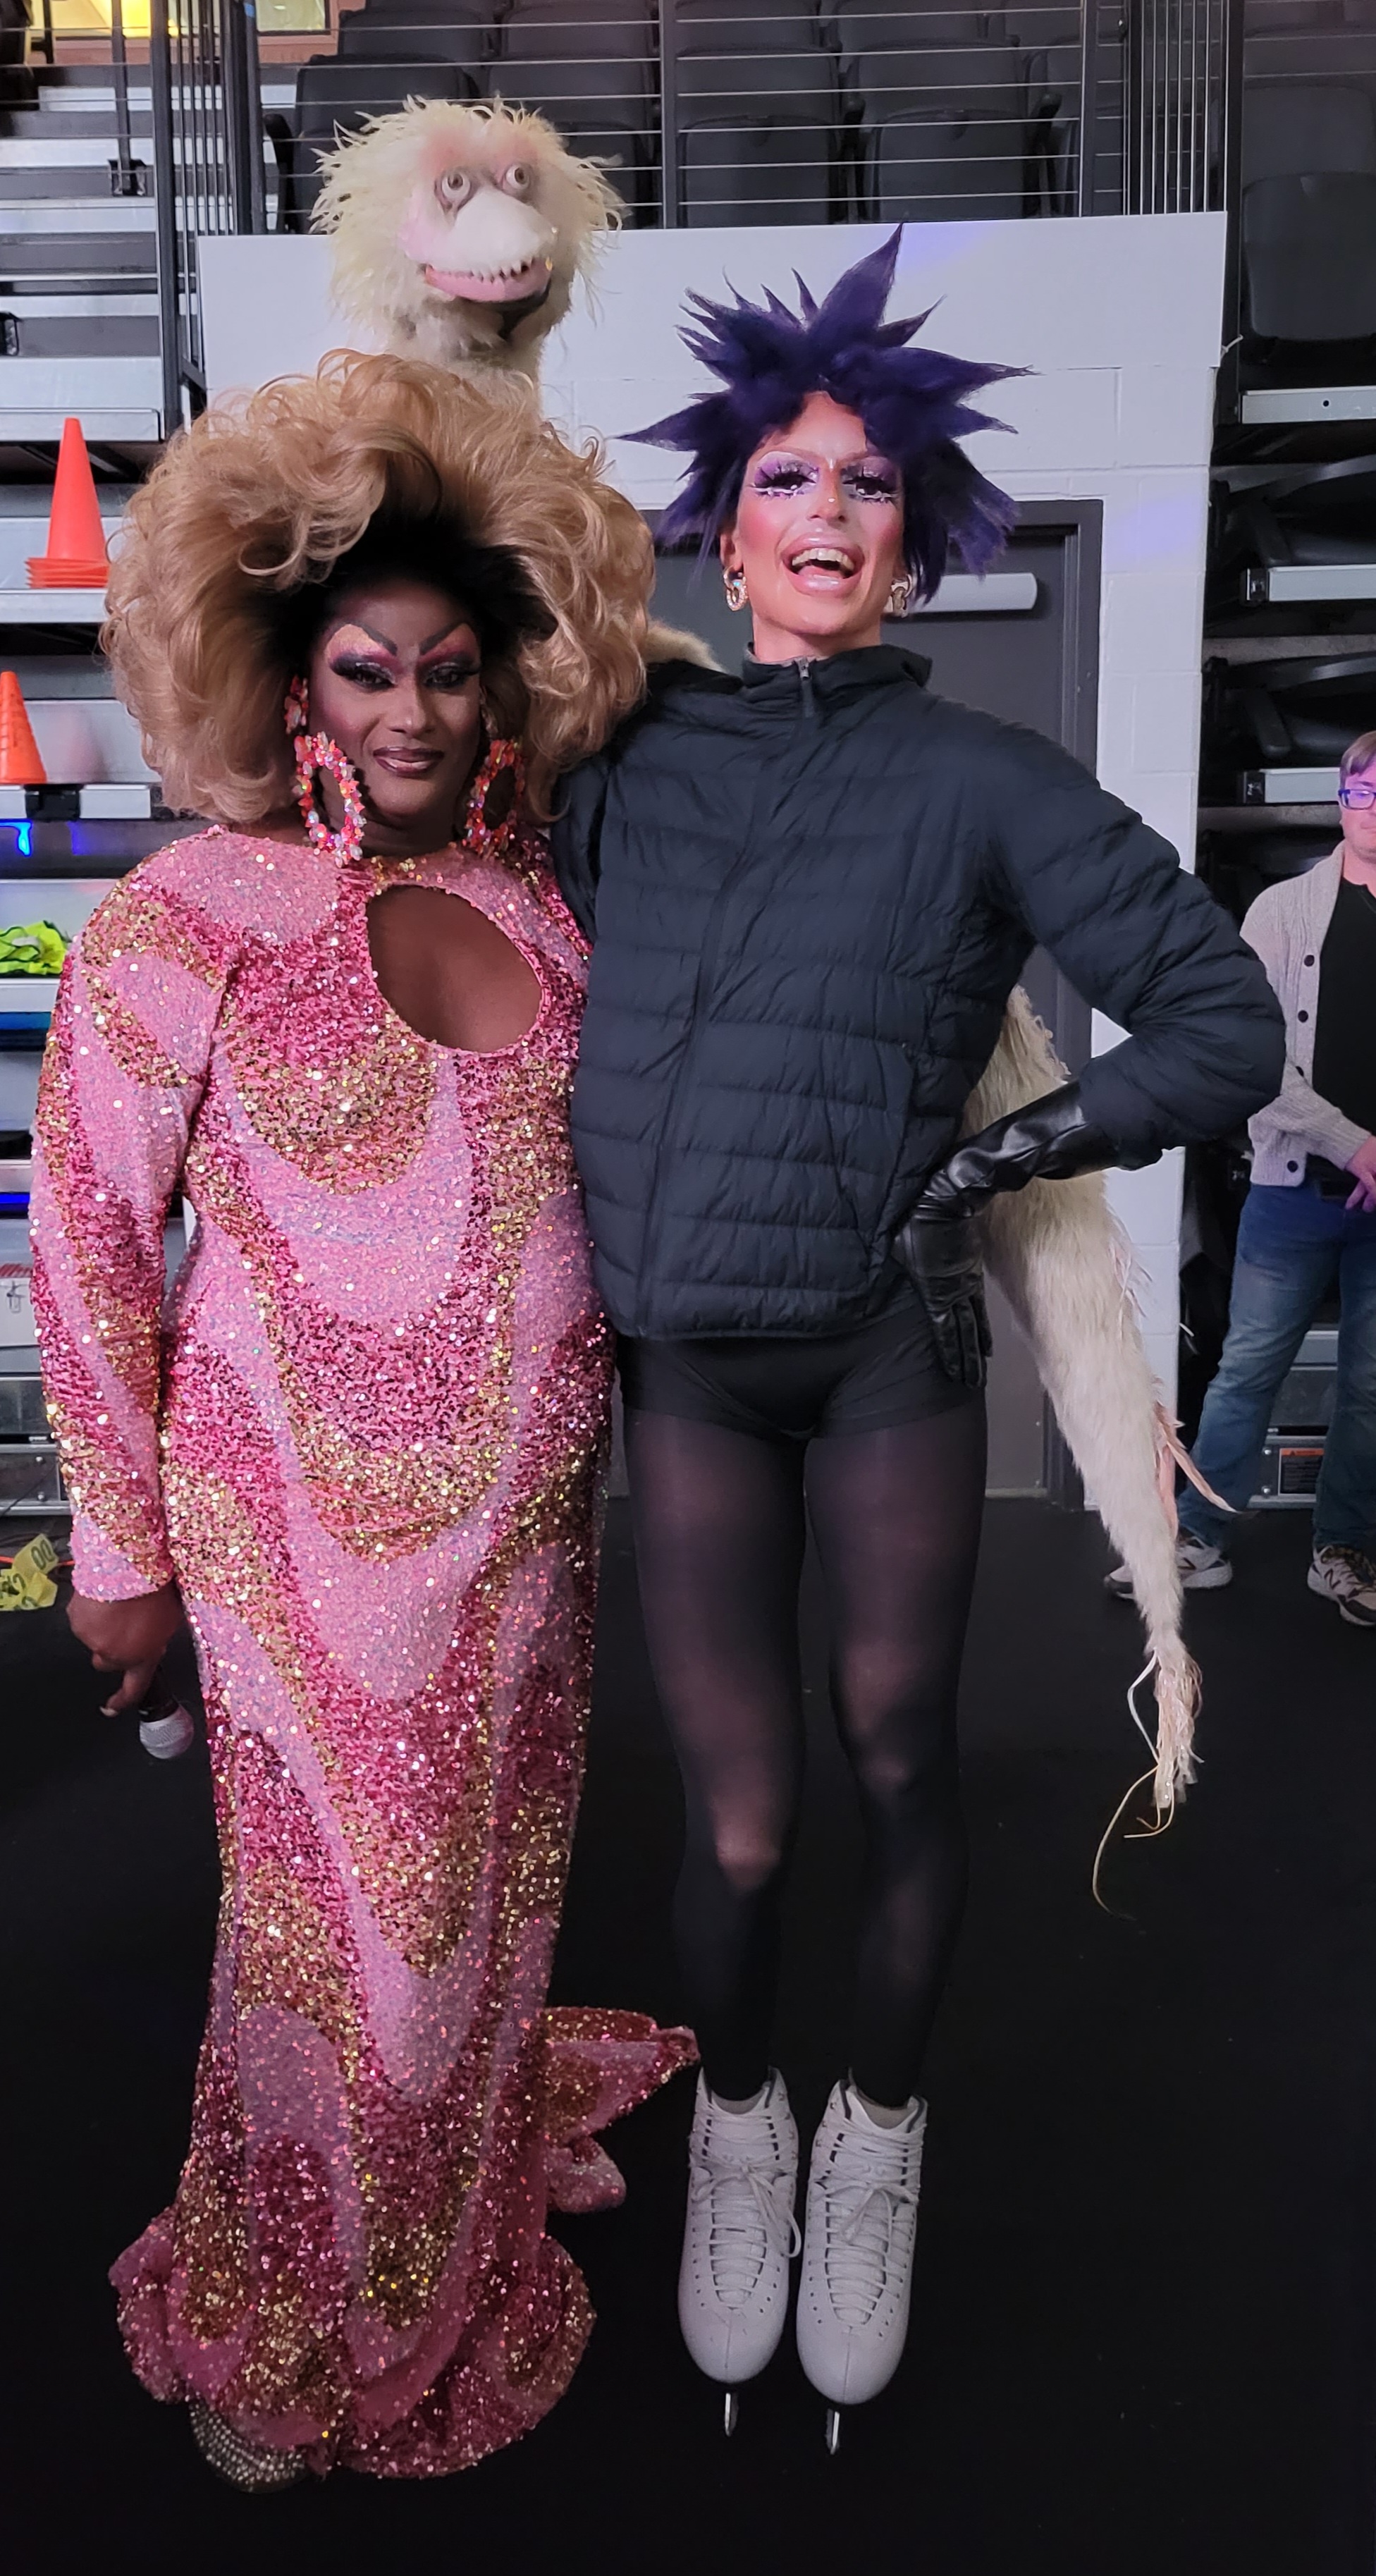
[625,1402,986,2107]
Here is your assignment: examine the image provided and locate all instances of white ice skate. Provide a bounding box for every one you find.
[796,2079,927,2450]
[678,2068,800,2432]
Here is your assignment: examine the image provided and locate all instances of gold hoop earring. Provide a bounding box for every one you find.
[887,574,916,618]
[723,568,748,613]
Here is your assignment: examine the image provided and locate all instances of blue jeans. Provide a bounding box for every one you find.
[1179,1178,1376,1554]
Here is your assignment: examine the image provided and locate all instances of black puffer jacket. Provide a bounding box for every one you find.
[551,648,1284,1339]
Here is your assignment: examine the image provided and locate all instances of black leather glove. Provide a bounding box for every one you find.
[913,1081,1146,1222]
[892,1209,993,1390]
[893,1082,1150,1389]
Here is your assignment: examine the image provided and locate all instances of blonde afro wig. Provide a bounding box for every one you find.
[104,348,654,824]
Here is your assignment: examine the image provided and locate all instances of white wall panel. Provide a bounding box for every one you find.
[199,214,1228,1412]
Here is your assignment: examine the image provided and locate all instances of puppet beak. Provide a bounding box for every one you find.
[399,180,558,307]
[420,257,553,306]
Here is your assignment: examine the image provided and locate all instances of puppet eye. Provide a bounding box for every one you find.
[502,162,532,197]
[436,167,472,211]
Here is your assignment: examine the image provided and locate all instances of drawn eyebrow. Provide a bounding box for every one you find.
[327,620,478,661]
[419,622,478,656]
[328,622,398,656]
[754,450,893,472]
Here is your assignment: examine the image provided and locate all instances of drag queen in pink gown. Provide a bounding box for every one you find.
[30,355,691,2486]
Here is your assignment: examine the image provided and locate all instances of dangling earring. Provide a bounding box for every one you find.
[285,678,365,868]
[460,731,525,861]
[723,567,748,613]
[887,573,916,618]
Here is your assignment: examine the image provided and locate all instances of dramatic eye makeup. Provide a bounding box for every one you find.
[749,452,900,503]
[325,622,394,689]
[844,462,901,502]
[327,653,393,691]
[419,653,480,691]
[324,622,480,692]
[749,455,815,496]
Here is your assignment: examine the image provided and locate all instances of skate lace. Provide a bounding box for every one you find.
[689,2134,801,2307]
[818,2134,921,2329]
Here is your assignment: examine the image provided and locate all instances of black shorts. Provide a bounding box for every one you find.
[618,1299,978,1446]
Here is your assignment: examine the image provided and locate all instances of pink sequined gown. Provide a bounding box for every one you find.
[30,822,692,2477]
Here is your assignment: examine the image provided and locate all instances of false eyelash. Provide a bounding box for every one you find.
[329,658,392,687]
[751,461,815,492]
[423,662,480,686]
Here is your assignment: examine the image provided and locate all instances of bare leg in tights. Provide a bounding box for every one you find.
[623,1401,987,2108]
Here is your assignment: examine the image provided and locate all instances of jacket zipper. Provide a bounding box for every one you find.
[635,662,816,1325]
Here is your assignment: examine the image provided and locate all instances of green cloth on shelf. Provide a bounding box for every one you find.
[0,922,68,977]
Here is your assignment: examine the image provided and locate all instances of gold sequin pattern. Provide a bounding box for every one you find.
[35,827,692,2473]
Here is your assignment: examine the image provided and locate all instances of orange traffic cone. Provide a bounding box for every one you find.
[0,670,47,785]
[27,418,109,590]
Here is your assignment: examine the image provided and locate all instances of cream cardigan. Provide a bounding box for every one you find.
[1241,848,1372,1186]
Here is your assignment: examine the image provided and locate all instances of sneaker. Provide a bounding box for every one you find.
[1105,1535,1232,1599]
[678,2069,799,2388]
[1308,1545,1376,1629]
[795,2080,926,2409]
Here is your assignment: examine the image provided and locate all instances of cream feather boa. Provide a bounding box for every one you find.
[967,988,1198,1817]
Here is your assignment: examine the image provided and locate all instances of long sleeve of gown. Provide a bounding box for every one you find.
[30,854,233,1599]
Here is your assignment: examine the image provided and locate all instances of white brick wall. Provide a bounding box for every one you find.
[200,213,1227,1409]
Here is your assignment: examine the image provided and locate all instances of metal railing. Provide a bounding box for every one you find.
[109,0,143,201]
[146,2,1265,424]
[272,4,1242,232]
[151,0,269,429]
[1122,0,1237,211]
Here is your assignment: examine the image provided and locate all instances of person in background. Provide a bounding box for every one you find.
[1110,727,1376,1624]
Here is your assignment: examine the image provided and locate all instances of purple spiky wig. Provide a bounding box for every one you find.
[630,228,1021,600]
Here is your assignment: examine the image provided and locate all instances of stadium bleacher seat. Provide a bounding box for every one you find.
[493,2,658,221]
[672,1,842,226]
[831,8,1031,221]
[1243,82,1376,338]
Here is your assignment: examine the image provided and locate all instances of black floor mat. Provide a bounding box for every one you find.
[3,1500,1373,2575]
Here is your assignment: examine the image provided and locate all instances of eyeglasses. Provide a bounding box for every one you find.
[1339,782,1376,809]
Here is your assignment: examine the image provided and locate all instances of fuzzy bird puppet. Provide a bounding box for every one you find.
[314,97,620,387]
[314,96,714,667]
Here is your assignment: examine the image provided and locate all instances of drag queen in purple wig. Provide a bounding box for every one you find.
[553,232,1281,2444]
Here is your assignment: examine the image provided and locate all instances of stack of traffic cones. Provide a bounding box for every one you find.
[27,417,109,591]
[0,671,47,785]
